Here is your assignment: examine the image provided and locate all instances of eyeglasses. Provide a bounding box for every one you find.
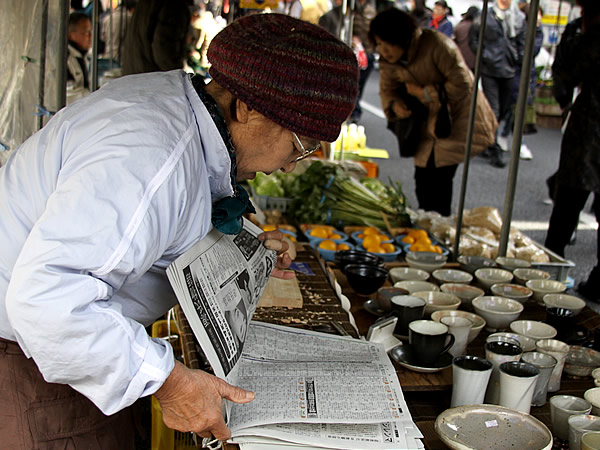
[292,132,320,162]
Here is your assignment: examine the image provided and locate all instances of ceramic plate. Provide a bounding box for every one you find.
[435,405,553,450]
[389,343,453,373]
[363,298,386,317]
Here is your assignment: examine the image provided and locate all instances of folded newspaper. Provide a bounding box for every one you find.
[166,219,423,449]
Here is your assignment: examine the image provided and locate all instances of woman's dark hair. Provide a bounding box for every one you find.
[368,7,417,50]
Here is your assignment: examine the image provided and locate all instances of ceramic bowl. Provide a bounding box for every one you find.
[496,256,532,271]
[312,242,355,263]
[431,310,486,343]
[593,368,600,388]
[432,269,473,285]
[585,388,600,415]
[344,264,389,296]
[305,228,348,245]
[393,280,440,295]
[376,286,410,311]
[389,266,430,284]
[543,293,587,316]
[405,251,448,273]
[513,268,552,285]
[526,279,567,304]
[490,283,533,305]
[457,255,496,274]
[487,332,536,351]
[509,320,557,340]
[472,296,524,332]
[474,268,514,290]
[334,250,384,274]
[359,244,403,263]
[439,283,484,309]
[435,404,553,450]
[565,347,600,378]
[412,290,461,316]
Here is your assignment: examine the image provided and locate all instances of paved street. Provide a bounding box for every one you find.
[355,69,598,308]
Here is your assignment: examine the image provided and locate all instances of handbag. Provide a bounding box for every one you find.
[435,84,452,139]
[386,84,428,158]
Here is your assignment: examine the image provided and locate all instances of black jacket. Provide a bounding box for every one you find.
[468,6,526,79]
[121,0,191,75]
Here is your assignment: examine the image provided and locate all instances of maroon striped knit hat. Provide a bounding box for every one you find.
[207,13,359,142]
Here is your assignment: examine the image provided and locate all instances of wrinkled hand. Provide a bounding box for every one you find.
[155,361,254,441]
[258,230,296,279]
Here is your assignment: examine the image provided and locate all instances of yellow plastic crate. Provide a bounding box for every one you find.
[151,320,197,450]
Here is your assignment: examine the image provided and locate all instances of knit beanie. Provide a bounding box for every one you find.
[208,13,359,142]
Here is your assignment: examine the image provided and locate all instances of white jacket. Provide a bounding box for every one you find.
[0,70,234,414]
[66,43,91,105]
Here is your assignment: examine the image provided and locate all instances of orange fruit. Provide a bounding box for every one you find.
[362,235,380,249]
[401,235,415,244]
[318,239,337,251]
[415,237,432,245]
[408,229,428,240]
[357,233,366,239]
[363,226,379,236]
[365,244,385,254]
[337,243,350,251]
[382,243,396,253]
[432,245,442,254]
[310,228,329,238]
[329,233,342,240]
[262,224,277,231]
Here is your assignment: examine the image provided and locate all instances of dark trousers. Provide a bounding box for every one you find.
[414,154,458,217]
[482,75,515,125]
[0,337,136,449]
[351,53,375,119]
[545,184,600,284]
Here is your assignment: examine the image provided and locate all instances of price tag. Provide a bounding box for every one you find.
[485,420,499,428]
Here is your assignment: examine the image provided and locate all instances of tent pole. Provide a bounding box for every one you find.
[56,0,69,110]
[453,0,491,258]
[38,0,49,130]
[91,0,100,92]
[498,0,541,256]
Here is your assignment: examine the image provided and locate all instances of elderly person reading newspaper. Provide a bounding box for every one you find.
[0,14,358,448]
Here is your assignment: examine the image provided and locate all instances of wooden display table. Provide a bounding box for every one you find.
[175,244,600,449]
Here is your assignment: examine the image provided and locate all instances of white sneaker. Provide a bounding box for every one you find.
[520,143,533,160]
[497,135,509,152]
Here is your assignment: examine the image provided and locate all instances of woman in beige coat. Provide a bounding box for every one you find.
[369,8,497,216]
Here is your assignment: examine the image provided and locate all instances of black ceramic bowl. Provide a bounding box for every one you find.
[335,250,384,274]
[344,264,389,296]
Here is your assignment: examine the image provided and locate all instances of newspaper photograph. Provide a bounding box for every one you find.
[166,219,276,379]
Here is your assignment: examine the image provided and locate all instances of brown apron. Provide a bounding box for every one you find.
[0,337,136,449]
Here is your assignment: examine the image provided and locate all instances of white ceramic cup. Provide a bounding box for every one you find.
[550,395,593,442]
[441,316,472,358]
[484,340,523,405]
[569,415,600,450]
[585,388,600,416]
[498,361,540,414]
[521,351,557,407]
[535,338,570,392]
[450,355,493,407]
[582,431,600,450]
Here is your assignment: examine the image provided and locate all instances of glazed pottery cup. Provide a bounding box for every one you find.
[441,316,472,357]
[390,295,426,336]
[408,320,455,366]
[521,351,558,407]
[536,338,570,393]
[569,415,600,450]
[484,340,523,405]
[498,361,540,414]
[550,395,593,442]
[451,355,493,408]
[582,431,600,450]
[585,388,600,416]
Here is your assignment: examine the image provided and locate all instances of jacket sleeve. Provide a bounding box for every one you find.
[4,136,191,415]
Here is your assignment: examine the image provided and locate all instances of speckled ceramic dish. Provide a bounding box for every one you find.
[435,405,553,450]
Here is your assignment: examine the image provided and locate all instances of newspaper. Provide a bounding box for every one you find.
[166,218,423,449]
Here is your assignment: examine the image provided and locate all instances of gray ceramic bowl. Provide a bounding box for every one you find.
[565,347,600,378]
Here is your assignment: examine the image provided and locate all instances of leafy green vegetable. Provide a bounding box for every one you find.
[289,161,411,228]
